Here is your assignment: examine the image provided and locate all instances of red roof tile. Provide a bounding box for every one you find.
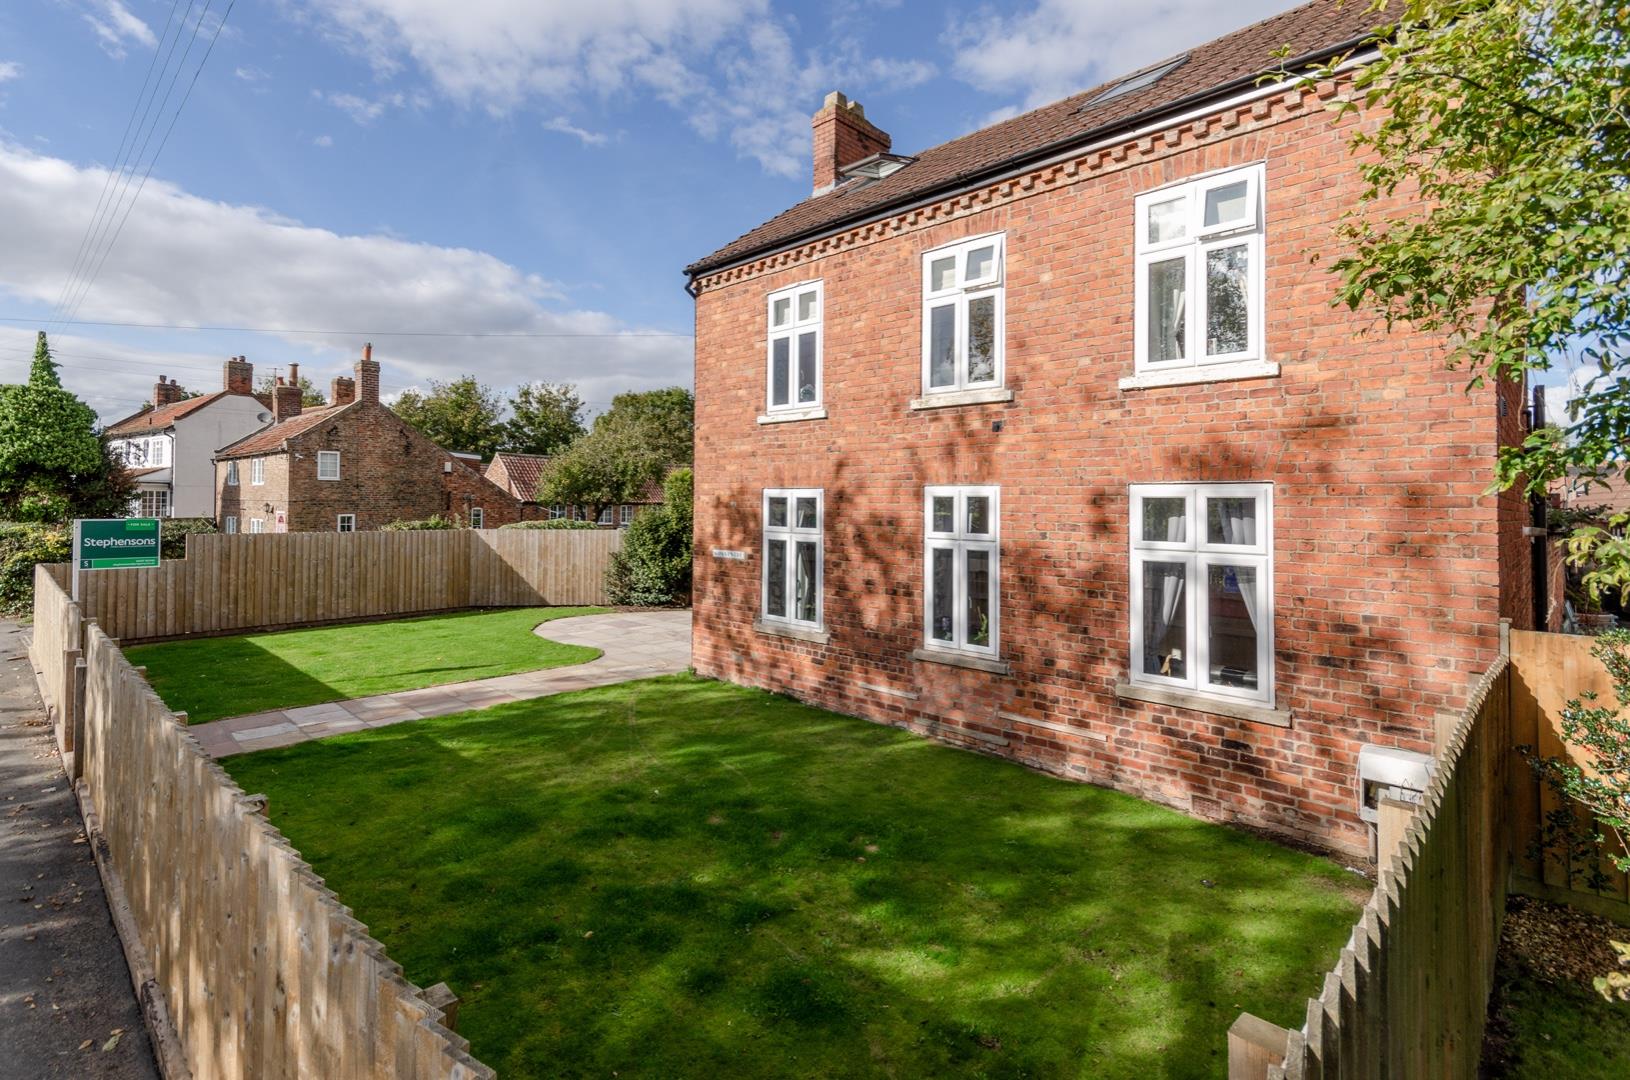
[486,452,551,500]
[686,0,1386,276]
[103,391,245,436]
[215,404,352,458]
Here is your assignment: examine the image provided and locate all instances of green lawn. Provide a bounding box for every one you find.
[1486,965,1630,1078]
[225,675,1366,1079]
[127,607,604,723]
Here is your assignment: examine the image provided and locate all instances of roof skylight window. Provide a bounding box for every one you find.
[1085,55,1189,107]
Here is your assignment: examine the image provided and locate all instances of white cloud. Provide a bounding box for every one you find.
[313,133,334,147]
[0,61,20,84]
[298,0,934,177]
[949,0,1295,112]
[542,117,611,147]
[0,143,692,421]
[234,65,268,82]
[81,0,158,58]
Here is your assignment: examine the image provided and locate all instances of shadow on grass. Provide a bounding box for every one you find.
[226,675,1367,1079]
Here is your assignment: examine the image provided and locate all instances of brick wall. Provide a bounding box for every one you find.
[214,403,526,531]
[217,453,291,533]
[690,78,1518,857]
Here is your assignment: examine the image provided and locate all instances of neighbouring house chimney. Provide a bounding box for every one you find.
[224,355,253,395]
[153,376,184,407]
[355,342,380,405]
[272,375,302,422]
[330,375,356,406]
[812,91,890,196]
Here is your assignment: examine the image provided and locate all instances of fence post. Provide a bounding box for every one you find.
[60,647,80,753]
[1228,1013,1290,1079]
[70,656,88,782]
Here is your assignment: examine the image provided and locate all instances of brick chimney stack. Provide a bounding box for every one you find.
[330,375,356,406]
[355,342,380,405]
[152,376,184,407]
[812,91,890,196]
[223,355,254,395]
[272,373,302,422]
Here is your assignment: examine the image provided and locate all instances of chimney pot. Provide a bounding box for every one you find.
[355,344,380,406]
[223,356,254,395]
[812,90,890,196]
[153,375,185,407]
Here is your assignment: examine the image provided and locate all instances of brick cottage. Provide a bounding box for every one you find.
[214,345,529,533]
[684,1,1537,857]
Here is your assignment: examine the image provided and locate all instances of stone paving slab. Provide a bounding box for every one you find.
[189,610,691,758]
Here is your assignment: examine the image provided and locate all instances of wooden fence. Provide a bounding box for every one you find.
[28,563,81,752]
[1232,628,1630,1078]
[1508,628,1630,915]
[34,568,493,1079]
[68,528,623,642]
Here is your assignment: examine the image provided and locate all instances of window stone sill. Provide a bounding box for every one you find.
[754,619,831,644]
[1117,360,1280,391]
[912,647,1012,675]
[909,387,1015,410]
[757,407,827,425]
[1114,681,1291,727]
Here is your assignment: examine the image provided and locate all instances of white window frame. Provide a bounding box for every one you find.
[149,437,167,467]
[469,507,484,529]
[225,460,239,486]
[549,504,566,520]
[223,516,237,534]
[597,506,614,525]
[138,488,170,518]
[337,514,356,533]
[765,280,824,414]
[619,504,635,527]
[1129,482,1274,706]
[250,457,265,485]
[761,488,824,630]
[922,485,1000,656]
[1133,163,1265,374]
[317,451,341,481]
[249,518,265,534]
[920,233,1006,395]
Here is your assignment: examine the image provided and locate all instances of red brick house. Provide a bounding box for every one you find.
[214,346,526,533]
[485,451,670,527]
[685,1,1535,858]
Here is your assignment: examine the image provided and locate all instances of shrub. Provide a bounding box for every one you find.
[161,517,217,559]
[499,518,599,531]
[605,468,692,607]
[382,514,463,531]
[0,522,70,615]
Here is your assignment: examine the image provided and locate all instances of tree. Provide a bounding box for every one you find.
[256,373,326,408]
[0,332,134,522]
[592,387,694,465]
[504,381,585,455]
[1295,0,1629,597]
[535,419,668,521]
[606,468,693,606]
[391,377,505,458]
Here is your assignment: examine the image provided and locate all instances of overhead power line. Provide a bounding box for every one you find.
[0,316,693,339]
[57,1,237,327]
[46,0,188,327]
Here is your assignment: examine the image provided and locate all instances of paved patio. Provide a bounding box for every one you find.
[189,610,692,758]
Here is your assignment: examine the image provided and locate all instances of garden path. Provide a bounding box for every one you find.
[189,610,691,758]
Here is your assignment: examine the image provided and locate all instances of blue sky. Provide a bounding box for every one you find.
[0,0,1579,425]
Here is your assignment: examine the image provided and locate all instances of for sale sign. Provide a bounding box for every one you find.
[73,518,161,599]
